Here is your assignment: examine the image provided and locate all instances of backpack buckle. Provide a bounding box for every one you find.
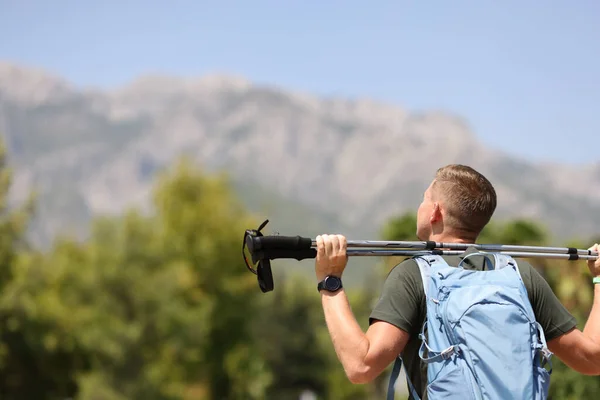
[441,345,458,360]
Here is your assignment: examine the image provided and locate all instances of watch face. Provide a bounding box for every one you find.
[325,276,341,291]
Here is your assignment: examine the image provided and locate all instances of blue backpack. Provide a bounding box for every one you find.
[386,252,553,400]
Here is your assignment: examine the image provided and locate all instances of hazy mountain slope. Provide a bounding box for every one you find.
[0,62,598,249]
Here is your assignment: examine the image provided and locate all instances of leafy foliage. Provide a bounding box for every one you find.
[0,137,597,399]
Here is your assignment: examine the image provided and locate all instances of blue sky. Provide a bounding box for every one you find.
[1,0,598,165]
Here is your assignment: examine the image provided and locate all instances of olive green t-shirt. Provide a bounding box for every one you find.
[369,247,577,399]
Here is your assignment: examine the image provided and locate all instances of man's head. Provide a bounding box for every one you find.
[416,164,497,242]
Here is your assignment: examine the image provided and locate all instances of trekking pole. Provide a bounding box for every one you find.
[242,220,599,293]
[343,249,598,260]
[335,240,597,256]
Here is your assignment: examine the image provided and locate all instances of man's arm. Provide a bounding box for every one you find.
[314,234,413,383]
[548,243,600,375]
[548,285,600,375]
[321,289,410,383]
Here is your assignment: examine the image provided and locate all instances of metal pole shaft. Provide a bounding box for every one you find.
[345,249,598,260]
[310,240,598,256]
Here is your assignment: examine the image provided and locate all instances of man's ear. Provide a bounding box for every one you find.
[430,202,443,223]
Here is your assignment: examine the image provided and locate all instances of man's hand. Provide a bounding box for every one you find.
[315,234,348,282]
[588,243,600,277]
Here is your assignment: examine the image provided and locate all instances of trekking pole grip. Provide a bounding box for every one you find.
[247,234,313,252]
[260,248,317,261]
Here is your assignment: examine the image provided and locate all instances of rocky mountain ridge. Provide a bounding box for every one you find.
[0,61,598,246]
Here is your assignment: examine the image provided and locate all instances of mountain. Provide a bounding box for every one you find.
[0,61,599,253]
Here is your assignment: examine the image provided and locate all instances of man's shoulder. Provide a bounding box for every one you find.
[387,257,422,279]
[513,258,535,273]
[512,258,537,288]
[381,257,427,297]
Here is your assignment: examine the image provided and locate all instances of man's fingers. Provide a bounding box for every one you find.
[329,234,340,256]
[315,234,349,281]
[337,234,347,253]
[316,235,325,260]
[323,234,334,257]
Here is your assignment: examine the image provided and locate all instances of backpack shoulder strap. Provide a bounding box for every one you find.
[385,254,449,400]
[413,254,449,297]
[386,357,420,400]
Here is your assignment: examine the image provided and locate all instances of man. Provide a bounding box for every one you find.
[315,164,600,398]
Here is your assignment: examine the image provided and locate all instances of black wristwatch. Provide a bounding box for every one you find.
[318,275,343,293]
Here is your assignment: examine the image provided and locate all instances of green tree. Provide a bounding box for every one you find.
[479,218,547,245]
[0,141,70,400]
[1,158,271,400]
[380,213,418,242]
[251,275,327,399]
[151,159,267,399]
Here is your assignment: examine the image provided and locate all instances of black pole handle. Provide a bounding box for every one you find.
[254,248,317,261]
[247,235,313,252]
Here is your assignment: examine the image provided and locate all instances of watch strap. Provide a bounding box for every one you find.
[317,281,326,292]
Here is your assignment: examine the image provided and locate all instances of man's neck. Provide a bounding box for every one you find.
[429,234,474,244]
